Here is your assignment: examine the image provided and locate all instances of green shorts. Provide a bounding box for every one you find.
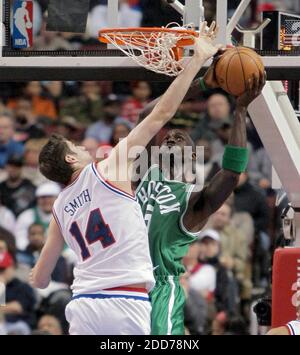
[150,276,185,335]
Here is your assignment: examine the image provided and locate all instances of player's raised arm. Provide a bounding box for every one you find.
[30,217,65,289]
[183,72,266,232]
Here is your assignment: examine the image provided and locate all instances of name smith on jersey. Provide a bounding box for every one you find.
[64,189,91,216]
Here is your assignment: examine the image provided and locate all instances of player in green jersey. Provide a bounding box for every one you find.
[135,56,266,335]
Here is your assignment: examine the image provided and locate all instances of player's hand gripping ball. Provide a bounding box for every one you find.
[215,46,265,96]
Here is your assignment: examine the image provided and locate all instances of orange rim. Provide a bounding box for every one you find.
[99,27,198,47]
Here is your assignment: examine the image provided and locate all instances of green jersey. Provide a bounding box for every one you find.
[136,165,199,277]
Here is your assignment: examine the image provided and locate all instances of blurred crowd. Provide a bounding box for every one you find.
[0,0,298,336]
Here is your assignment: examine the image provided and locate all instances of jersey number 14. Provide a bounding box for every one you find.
[70,208,116,260]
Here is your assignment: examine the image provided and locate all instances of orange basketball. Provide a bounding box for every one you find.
[215,47,265,96]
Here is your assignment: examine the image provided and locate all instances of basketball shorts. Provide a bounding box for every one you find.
[150,276,185,335]
[65,289,151,335]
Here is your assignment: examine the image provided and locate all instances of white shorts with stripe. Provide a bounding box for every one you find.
[65,289,151,335]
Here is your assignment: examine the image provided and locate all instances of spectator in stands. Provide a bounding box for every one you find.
[0,251,36,335]
[0,196,16,234]
[54,116,83,142]
[209,118,256,171]
[248,147,273,191]
[231,209,255,249]
[121,81,151,125]
[42,81,64,115]
[234,172,270,234]
[0,228,17,263]
[195,138,221,186]
[234,172,271,287]
[13,97,46,142]
[17,223,68,284]
[15,182,61,250]
[87,0,142,37]
[0,155,36,216]
[33,18,75,51]
[85,94,123,143]
[181,272,208,335]
[192,91,232,142]
[60,81,103,125]
[212,314,249,335]
[198,229,238,316]
[209,203,251,303]
[22,138,49,186]
[8,82,57,121]
[170,99,200,133]
[209,118,233,158]
[183,241,216,302]
[0,114,24,169]
[36,314,63,336]
[110,120,132,147]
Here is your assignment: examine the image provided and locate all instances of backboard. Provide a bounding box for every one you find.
[0,0,299,81]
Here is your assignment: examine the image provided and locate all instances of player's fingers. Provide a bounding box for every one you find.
[212,25,219,38]
[261,71,267,88]
[208,21,216,35]
[200,21,207,36]
[257,72,265,93]
[248,76,254,92]
[245,77,251,92]
[253,74,259,95]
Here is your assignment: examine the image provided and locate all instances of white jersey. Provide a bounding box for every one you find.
[53,162,155,295]
[286,320,300,335]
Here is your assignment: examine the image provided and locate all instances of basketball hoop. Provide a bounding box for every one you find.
[98,24,198,76]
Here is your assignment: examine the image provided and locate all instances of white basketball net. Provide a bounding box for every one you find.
[100,24,195,77]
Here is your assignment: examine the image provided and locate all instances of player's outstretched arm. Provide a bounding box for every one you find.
[183,72,266,232]
[30,218,65,289]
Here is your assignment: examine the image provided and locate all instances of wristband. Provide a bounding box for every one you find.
[222,145,249,173]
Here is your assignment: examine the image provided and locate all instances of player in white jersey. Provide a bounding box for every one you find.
[30,22,221,335]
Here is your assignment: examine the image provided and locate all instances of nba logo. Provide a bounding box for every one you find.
[12,0,33,48]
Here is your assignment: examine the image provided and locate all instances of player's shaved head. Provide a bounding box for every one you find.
[160,129,196,152]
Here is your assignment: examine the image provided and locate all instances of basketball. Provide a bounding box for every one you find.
[215,47,265,96]
[26,22,32,29]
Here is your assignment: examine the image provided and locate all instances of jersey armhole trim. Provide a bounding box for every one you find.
[179,184,202,238]
[52,207,64,236]
[92,162,137,202]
